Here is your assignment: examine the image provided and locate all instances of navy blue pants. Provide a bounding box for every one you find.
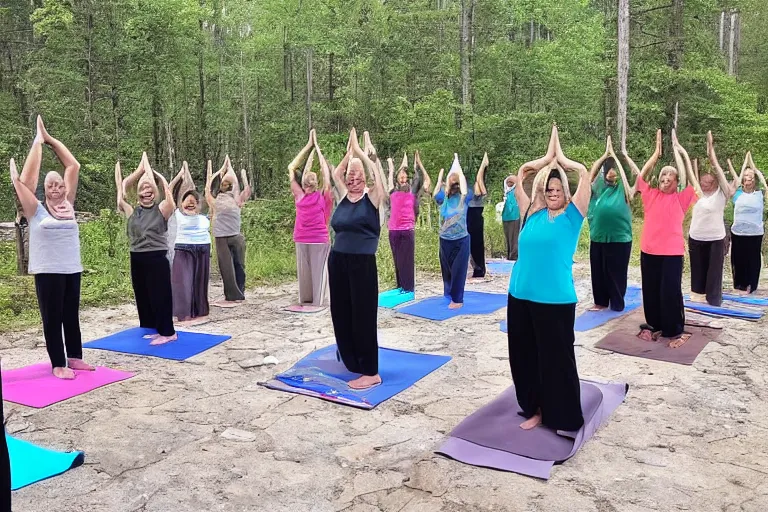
[439,235,470,303]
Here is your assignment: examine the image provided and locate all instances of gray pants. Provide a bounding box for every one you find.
[215,234,246,301]
[296,242,331,306]
[503,219,521,261]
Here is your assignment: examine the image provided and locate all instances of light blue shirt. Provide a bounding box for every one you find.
[508,202,584,304]
[435,189,474,240]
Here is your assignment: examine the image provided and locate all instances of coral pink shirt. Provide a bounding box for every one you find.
[388,191,417,231]
[294,190,333,243]
[636,175,697,256]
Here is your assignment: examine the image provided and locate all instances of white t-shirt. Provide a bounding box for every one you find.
[689,189,726,241]
[732,189,764,236]
[28,203,83,274]
[174,210,211,245]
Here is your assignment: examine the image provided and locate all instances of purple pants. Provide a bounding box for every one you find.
[389,229,415,292]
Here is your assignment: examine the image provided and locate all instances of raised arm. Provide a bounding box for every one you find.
[37,116,81,204]
[626,129,662,198]
[114,161,134,218]
[122,153,149,197]
[289,130,316,199]
[519,125,558,174]
[387,157,395,193]
[432,168,445,198]
[411,153,424,195]
[707,131,737,197]
[10,158,39,220]
[727,159,741,186]
[514,164,534,216]
[607,143,633,202]
[351,129,385,208]
[590,137,611,183]
[553,125,586,172]
[19,133,43,195]
[313,136,333,195]
[238,169,252,206]
[155,170,175,219]
[571,164,592,216]
[474,152,488,196]
[415,151,430,194]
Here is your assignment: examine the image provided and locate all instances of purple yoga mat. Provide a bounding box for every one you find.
[1,362,135,408]
[594,310,720,365]
[436,379,628,480]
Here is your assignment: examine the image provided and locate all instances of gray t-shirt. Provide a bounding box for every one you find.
[213,192,242,237]
[127,203,169,252]
[28,203,83,274]
[468,193,487,208]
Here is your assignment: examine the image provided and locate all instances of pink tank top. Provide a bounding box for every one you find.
[294,191,332,243]
[388,191,416,231]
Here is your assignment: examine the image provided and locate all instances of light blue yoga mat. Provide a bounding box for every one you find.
[499,320,507,333]
[262,345,451,409]
[397,291,507,321]
[8,435,84,490]
[722,294,768,307]
[684,300,762,320]
[486,260,515,275]
[379,288,416,309]
[574,285,643,332]
[84,327,231,360]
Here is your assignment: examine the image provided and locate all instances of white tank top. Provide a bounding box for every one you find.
[689,189,726,241]
[732,189,764,236]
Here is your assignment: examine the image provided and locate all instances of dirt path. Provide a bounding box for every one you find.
[5,264,768,512]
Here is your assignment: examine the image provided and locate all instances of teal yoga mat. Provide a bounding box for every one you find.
[379,288,416,308]
[8,435,84,490]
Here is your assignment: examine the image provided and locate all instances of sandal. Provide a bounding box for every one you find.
[668,332,692,349]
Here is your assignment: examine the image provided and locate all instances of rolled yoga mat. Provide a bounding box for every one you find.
[594,310,721,365]
[84,327,231,361]
[397,291,507,321]
[8,435,84,490]
[378,288,416,309]
[722,293,768,306]
[261,345,451,409]
[684,300,762,320]
[574,285,643,332]
[436,379,628,480]
[1,363,134,408]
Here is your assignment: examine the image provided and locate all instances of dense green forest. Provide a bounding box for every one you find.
[0,0,767,220]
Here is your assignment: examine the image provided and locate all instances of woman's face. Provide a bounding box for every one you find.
[659,168,678,194]
[302,171,318,193]
[604,167,618,184]
[220,177,233,193]
[44,172,66,202]
[138,181,156,206]
[506,176,516,188]
[545,177,566,210]
[447,173,460,195]
[181,194,200,215]
[397,170,409,186]
[743,169,756,191]
[346,160,366,193]
[700,173,717,194]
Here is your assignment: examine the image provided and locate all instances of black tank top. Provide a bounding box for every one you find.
[331,194,381,255]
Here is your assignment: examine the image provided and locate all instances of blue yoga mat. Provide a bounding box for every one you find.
[486,260,514,275]
[684,301,762,320]
[397,291,507,321]
[8,435,84,490]
[84,327,231,360]
[379,288,416,309]
[722,294,768,307]
[262,345,451,409]
[574,285,643,332]
[499,320,507,333]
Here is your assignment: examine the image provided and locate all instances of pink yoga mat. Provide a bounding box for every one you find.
[1,363,135,408]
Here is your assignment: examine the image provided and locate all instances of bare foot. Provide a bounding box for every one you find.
[67,359,94,371]
[177,316,209,327]
[212,300,239,308]
[637,329,654,342]
[588,304,608,312]
[150,333,178,345]
[668,332,692,349]
[689,292,707,303]
[52,366,76,380]
[348,374,382,390]
[520,412,542,430]
[448,302,463,309]
[142,333,160,340]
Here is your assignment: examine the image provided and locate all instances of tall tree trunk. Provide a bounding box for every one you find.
[617,0,630,153]
[460,0,471,108]
[85,6,95,141]
[306,47,313,130]
[667,0,684,70]
[719,11,725,51]
[328,52,334,101]
[152,94,162,167]
[728,10,738,76]
[240,49,252,175]
[198,10,207,162]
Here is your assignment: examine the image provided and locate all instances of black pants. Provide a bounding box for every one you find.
[130,251,175,336]
[34,273,83,369]
[590,241,632,311]
[328,251,379,376]
[467,207,486,277]
[0,377,12,512]
[689,237,725,306]
[731,233,762,293]
[640,252,684,338]
[507,295,583,431]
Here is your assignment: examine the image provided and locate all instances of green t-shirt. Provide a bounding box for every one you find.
[587,175,632,243]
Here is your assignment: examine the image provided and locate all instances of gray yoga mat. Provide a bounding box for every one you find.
[594,310,721,365]
[436,379,628,480]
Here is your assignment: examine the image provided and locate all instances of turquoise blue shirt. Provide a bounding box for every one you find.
[502,188,520,221]
[435,189,473,240]
[508,202,584,304]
